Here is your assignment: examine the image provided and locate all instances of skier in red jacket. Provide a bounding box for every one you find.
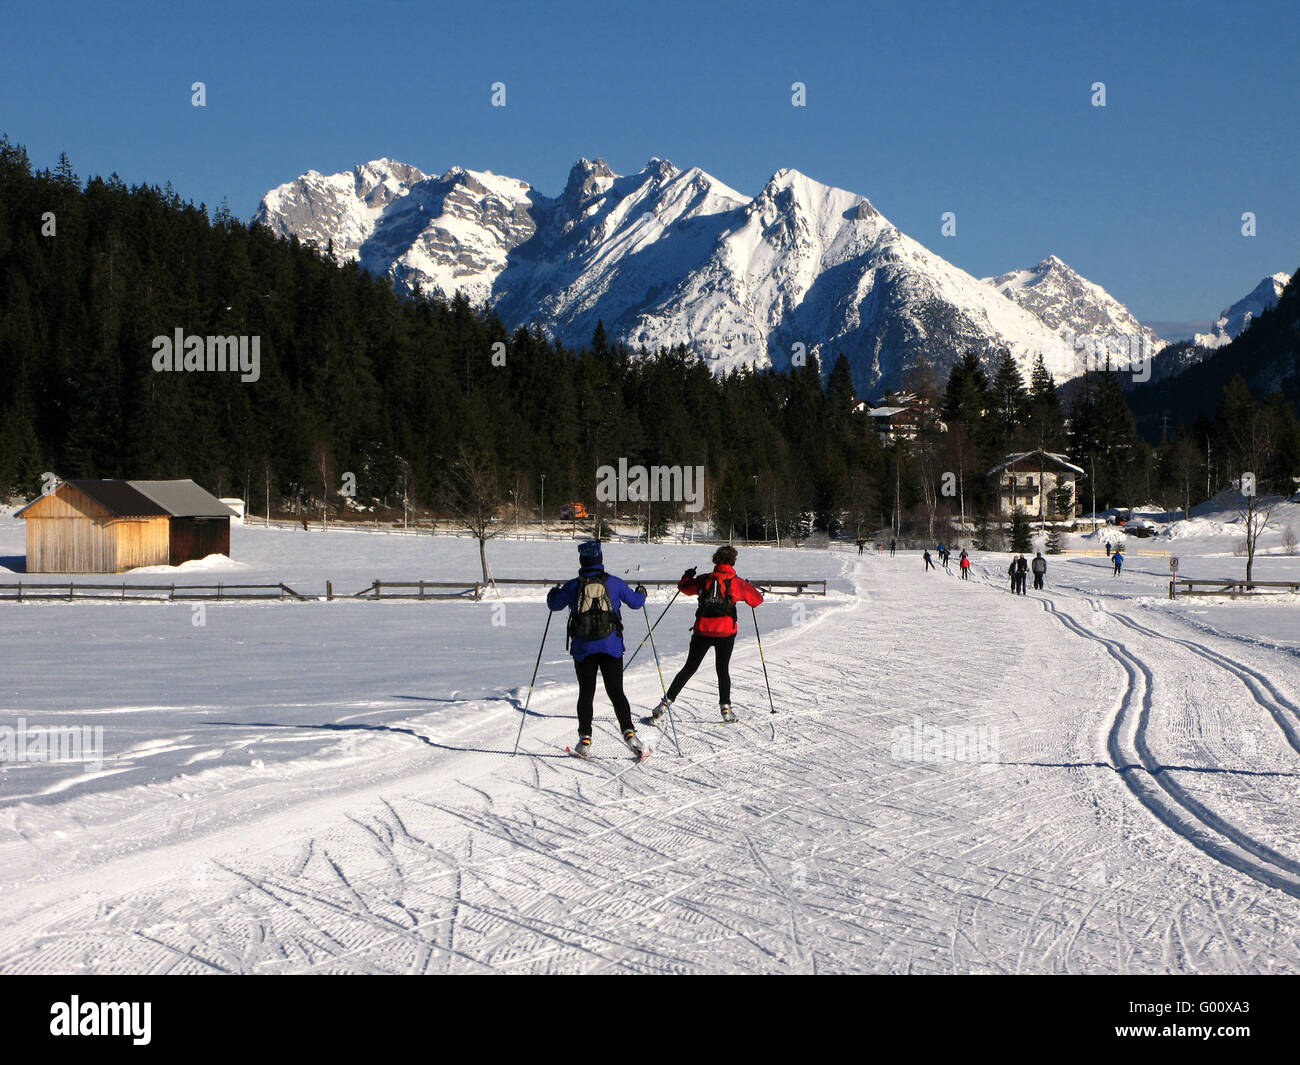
[648,545,764,725]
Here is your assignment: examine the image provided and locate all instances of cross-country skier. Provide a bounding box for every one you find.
[547,540,648,758]
[924,550,935,571]
[889,538,896,557]
[648,545,763,725]
[1031,551,1046,589]
[856,539,865,555]
[960,552,971,579]
[1112,549,1124,575]
[1016,554,1029,594]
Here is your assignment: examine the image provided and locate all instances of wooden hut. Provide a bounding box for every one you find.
[17,479,235,573]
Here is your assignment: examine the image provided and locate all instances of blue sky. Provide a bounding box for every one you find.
[3,0,1297,334]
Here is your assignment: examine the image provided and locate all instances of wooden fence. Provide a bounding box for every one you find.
[341,577,828,601]
[1,577,826,603]
[0,581,310,602]
[1169,577,1300,600]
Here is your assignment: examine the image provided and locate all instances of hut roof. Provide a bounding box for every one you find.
[15,479,235,519]
[67,480,170,517]
[129,480,236,519]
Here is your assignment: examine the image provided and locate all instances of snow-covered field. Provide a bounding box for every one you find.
[2,507,1299,974]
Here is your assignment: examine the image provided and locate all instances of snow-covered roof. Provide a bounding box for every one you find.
[987,451,1085,478]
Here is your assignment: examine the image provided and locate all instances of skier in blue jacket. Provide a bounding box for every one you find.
[547,540,648,758]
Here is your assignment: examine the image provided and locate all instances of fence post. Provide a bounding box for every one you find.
[419,580,426,600]
[1169,579,1175,600]
[374,580,381,601]
[326,580,333,601]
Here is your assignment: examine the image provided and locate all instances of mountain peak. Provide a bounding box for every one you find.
[1193,271,1292,349]
[562,157,617,213]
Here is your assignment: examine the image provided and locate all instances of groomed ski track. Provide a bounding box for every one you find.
[4,554,1300,974]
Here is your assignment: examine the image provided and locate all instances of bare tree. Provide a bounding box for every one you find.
[1281,524,1297,556]
[1173,436,1201,520]
[313,442,336,530]
[1230,408,1278,586]
[397,458,415,531]
[445,444,505,590]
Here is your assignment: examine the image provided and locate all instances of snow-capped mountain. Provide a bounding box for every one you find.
[256,158,1138,393]
[984,255,1166,363]
[1136,272,1293,386]
[1193,273,1291,349]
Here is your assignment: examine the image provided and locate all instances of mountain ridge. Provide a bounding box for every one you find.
[253,157,1224,396]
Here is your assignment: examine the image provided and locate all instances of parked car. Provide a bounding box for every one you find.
[1124,518,1156,537]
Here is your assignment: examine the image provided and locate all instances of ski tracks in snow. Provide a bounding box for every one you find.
[4,554,1300,973]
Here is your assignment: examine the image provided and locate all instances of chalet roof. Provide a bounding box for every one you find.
[16,479,234,519]
[129,480,236,519]
[987,451,1086,479]
[68,480,170,517]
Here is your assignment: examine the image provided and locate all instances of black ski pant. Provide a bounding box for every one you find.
[1033,572,1044,589]
[666,633,736,706]
[574,653,634,737]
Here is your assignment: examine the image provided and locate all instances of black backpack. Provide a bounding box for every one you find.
[695,572,737,620]
[568,574,621,644]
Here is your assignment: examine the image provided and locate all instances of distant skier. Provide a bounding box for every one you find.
[1016,555,1029,595]
[1112,549,1124,576]
[1007,557,1017,592]
[889,538,897,557]
[960,552,971,580]
[547,540,648,758]
[924,550,935,571]
[301,517,309,531]
[1106,541,1113,558]
[856,539,865,555]
[649,545,764,725]
[1031,551,1047,590]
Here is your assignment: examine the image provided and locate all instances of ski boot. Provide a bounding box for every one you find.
[623,730,647,758]
[571,735,593,759]
[720,704,738,723]
[645,697,672,726]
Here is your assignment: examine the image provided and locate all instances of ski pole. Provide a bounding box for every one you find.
[625,589,679,670]
[511,609,553,756]
[643,602,682,756]
[752,605,776,715]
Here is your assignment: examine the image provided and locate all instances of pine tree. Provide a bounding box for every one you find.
[1010,505,1032,552]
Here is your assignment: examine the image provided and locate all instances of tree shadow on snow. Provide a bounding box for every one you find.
[388,693,565,718]
[1006,759,1300,779]
[202,719,570,759]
